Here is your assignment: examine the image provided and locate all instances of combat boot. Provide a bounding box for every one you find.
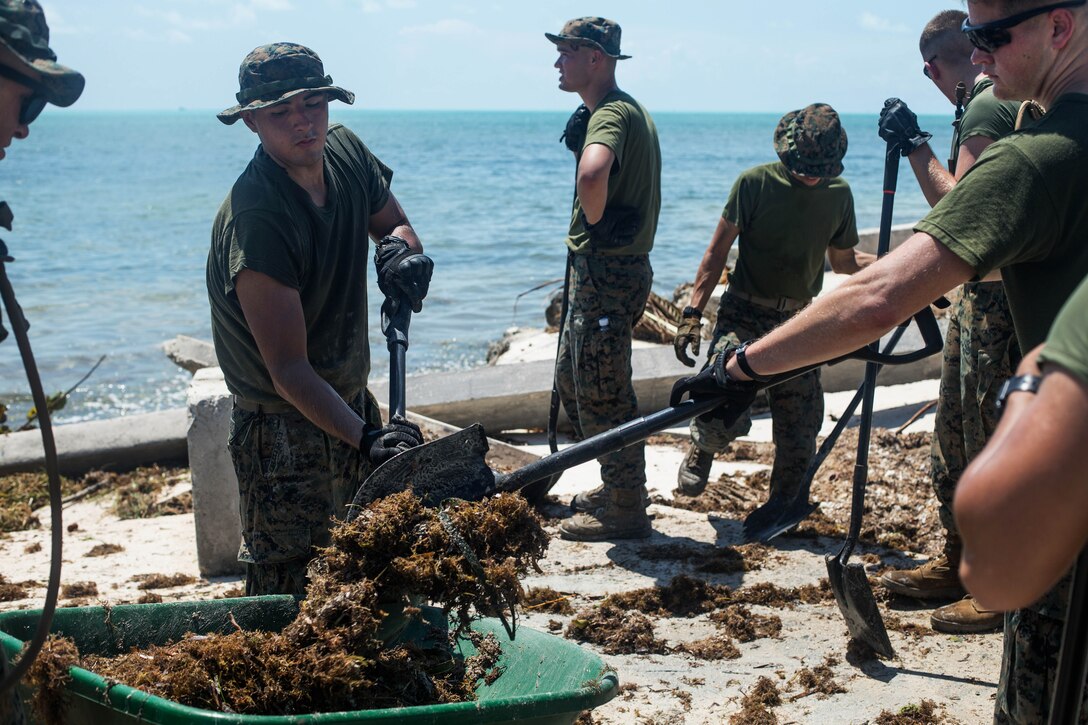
[676,443,714,496]
[570,483,649,513]
[930,596,1003,634]
[558,489,652,542]
[879,550,965,600]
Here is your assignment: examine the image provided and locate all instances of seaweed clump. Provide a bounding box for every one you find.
[55,491,550,715]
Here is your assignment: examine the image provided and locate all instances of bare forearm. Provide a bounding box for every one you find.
[577,170,609,224]
[956,358,1088,610]
[268,358,367,448]
[907,146,955,208]
[729,233,973,378]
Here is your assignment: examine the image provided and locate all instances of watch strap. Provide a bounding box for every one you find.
[734,341,771,383]
[682,305,702,320]
[996,374,1042,410]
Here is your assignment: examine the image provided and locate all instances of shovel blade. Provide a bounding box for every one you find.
[351,424,496,511]
[825,554,894,659]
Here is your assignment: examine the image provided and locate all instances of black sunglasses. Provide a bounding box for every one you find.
[0,63,48,125]
[923,54,937,79]
[962,0,1087,52]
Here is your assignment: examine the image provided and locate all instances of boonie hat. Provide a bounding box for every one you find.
[0,0,84,108]
[218,42,354,125]
[546,17,631,60]
[774,103,848,178]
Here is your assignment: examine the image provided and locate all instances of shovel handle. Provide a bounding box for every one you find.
[381,295,412,420]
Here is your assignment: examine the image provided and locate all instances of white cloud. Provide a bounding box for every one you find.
[859,12,907,33]
[400,18,480,37]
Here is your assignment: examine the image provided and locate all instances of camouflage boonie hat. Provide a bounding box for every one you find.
[774,103,848,178]
[0,0,84,107]
[217,42,354,125]
[546,17,631,59]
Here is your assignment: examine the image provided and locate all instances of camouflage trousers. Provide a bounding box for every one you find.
[995,606,1088,724]
[556,252,652,490]
[690,293,823,499]
[227,391,381,596]
[931,281,1018,549]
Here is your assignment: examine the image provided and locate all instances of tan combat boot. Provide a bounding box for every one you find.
[879,550,965,600]
[570,483,649,513]
[930,596,1004,634]
[676,443,714,496]
[558,488,652,541]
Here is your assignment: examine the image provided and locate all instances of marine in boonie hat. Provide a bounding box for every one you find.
[774,103,848,178]
[218,42,354,125]
[0,0,84,109]
[545,16,631,60]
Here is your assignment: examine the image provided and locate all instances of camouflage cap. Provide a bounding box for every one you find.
[545,17,631,59]
[0,0,84,108]
[217,42,354,125]
[773,103,848,178]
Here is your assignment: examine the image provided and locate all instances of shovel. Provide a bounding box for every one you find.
[823,139,904,660]
[742,321,910,543]
[350,304,942,509]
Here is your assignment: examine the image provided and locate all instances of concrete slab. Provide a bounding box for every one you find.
[0,408,188,476]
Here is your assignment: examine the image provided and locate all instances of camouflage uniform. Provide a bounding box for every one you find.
[691,294,824,499]
[229,392,382,596]
[931,281,1019,549]
[556,253,653,490]
[996,606,1088,724]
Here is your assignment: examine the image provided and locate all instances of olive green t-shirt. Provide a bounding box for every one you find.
[949,77,1019,172]
[916,94,1088,350]
[207,124,392,403]
[724,162,859,302]
[1039,275,1088,385]
[566,89,661,255]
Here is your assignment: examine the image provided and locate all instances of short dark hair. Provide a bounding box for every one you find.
[920,10,973,57]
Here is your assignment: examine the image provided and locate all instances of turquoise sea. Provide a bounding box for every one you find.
[0,110,953,424]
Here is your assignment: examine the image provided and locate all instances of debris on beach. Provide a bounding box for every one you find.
[0,574,28,602]
[728,676,782,724]
[520,585,574,614]
[787,656,847,700]
[60,581,97,599]
[33,491,548,716]
[874,699,951,723]
[85,543,123,557]
[131,572,197,590]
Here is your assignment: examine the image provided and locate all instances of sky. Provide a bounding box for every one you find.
[41,1,969,114]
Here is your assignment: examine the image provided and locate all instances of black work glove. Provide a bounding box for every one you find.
[669,348,759,425]
[375,235,433,314]
[362,416,423,467]
[673,314,703,367]
[561,104,591,155]
[878,98,933,157]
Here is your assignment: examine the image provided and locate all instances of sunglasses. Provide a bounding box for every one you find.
[923,54,938,79]
[0,63,47,126]
[962,0,1087,52]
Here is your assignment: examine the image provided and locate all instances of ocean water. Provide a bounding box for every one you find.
[0,109,953,424]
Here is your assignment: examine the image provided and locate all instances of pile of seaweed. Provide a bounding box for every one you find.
[27,491,549,717]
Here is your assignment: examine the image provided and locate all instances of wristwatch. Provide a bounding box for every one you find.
[996,374,1042,411]
[682,306,702,320]
[734,341,772,383]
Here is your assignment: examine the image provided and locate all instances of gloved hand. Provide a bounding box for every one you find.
[362,416,423,467]
[878,98,933,157]
[669,348,759,425]
[375,235,433,313]
[673,314,703,367]
[561,104,591,155]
